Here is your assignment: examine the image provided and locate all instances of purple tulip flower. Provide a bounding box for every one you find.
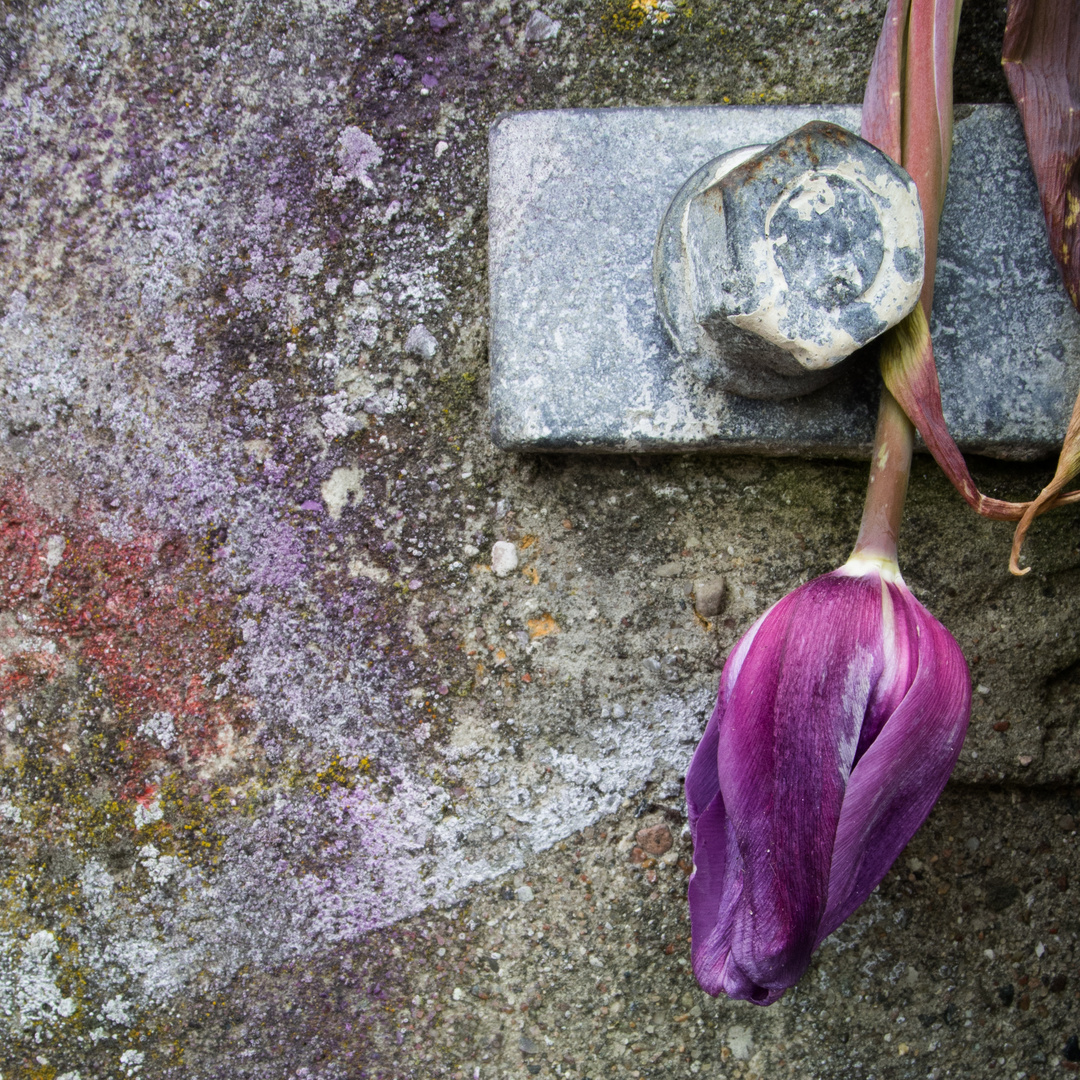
[685,554,970,1005]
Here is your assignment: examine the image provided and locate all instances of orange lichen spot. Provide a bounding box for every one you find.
[526,613,560,640]
[522,566,539,585]
[518,535,538,550]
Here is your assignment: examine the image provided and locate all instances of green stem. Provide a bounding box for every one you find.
[851,386,915,566]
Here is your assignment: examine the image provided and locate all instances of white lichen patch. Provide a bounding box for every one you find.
[291,247,325,280]
[139,845,183,887]
[13,930,75,1029]
[44,534,67,569]
[120,1047,145,1073]
[101,995,133,1026]
[133,799,164,829]
[333,126,383,189]
[0,292,85,435]
[136,711,177,750]
[79,859,114,915]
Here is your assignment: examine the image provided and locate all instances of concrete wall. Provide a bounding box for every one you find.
[0,0,1077,1077]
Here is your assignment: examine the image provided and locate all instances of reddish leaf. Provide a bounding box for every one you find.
[862,0,960,306]
[879,305,1080,524]
[862,0,910,164]
[1003,0,1080,572]
[1009,392,1080,574]
[861,1,988,514]
[1004,0,1080,310]
[863,0,1080,569]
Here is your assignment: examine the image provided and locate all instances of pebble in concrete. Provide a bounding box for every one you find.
[693,576,726,617]
[405,324,437,361]
[523,10,560,41]
[491,540,519,576]
[637,824,674,856]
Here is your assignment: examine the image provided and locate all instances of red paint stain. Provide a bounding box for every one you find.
[0,481,243,790]
[133,782,159,807]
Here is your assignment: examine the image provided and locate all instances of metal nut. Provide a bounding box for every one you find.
[654,121,925,400]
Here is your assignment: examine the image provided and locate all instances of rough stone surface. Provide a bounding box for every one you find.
[490,104,1080,455]
[0,1,1078,1079]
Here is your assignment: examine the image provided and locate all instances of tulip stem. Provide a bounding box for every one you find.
[851,386,915,566]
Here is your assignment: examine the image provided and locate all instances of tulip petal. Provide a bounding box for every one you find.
[685,697,721,830]
[687,695,787,1005]
[685,692,739,994]
[713,572,885,994]
[686,785,738,993]
[852,569,918,761]
[817,590,970,944]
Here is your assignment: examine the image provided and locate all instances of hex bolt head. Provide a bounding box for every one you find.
[654,121,925,400]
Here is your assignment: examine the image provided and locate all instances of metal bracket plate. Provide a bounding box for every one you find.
[488,105,1080,458]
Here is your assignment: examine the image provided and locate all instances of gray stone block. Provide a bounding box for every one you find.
[488,104,1080,457]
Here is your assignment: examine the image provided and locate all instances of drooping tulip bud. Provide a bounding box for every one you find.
[685,553,970,1005]
[686,382,969,1005]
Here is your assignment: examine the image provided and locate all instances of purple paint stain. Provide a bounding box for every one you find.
[263,459,288,484]
[249,523,306,590]
[0,68,501,1035]
[429,11,450,30]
